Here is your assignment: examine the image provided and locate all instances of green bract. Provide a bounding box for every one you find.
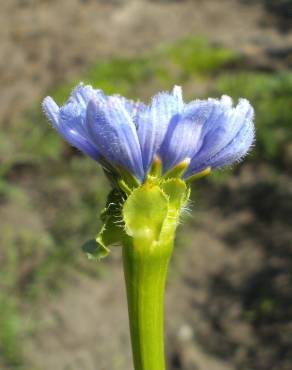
[83,174,190,260]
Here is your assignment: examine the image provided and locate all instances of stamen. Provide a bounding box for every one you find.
[148,156,162,178]
[162,158,191,179]
[185,166,211,183]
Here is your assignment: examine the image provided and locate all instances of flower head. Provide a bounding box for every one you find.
[43,83,255,183]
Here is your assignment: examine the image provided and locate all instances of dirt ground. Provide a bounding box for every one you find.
[1,1,292,370]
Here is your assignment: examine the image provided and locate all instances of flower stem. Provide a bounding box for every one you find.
[122,238,173,370]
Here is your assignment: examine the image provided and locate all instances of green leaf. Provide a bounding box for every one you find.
[123,183,168,242]
[81,239,109,261]
[82,189,126,261]
[97,212,124,249]
[100,188,124,222]
[100,189,125,246]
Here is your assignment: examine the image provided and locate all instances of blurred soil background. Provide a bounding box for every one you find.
[0,0,292,370]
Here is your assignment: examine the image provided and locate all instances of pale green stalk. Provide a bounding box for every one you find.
[123,238,173,370]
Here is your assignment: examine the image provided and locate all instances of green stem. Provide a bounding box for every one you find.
[122,238,173,370]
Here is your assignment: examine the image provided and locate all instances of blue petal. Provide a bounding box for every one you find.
[58,128,100,161]
[207,107,255,169]
[111,94,144,121]
[65,83,106,135]
[136,86,184,171]
[159,99,215,172]
[42,96,100,161]
[184,97,254,176]
[86,96,144,180]
[42,96,59,128]
[71,83,105,107]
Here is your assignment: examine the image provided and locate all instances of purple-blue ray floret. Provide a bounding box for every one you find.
[86,96,144,180]
[42,83,255,182]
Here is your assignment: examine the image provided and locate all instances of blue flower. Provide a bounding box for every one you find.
[43,83,255,182]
